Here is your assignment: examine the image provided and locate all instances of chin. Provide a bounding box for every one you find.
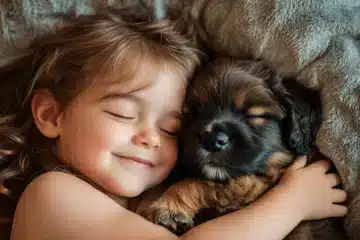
[115,184,145,198]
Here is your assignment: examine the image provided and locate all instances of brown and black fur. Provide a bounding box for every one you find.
[139,59,346,239]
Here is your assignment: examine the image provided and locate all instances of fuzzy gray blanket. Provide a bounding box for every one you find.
[1,0,360,238]
[171,2,360,237]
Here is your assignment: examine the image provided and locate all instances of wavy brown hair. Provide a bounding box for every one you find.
[0,7,200,201]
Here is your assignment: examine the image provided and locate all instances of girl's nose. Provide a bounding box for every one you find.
[132,128,161,149]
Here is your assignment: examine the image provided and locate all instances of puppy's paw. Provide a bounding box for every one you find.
[155,211,194,235]
[142,201,194,235]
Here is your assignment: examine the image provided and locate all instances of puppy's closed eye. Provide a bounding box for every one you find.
[247,116,269,126]
[245,106,275,126]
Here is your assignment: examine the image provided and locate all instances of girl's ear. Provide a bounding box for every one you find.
[31,89,62,139]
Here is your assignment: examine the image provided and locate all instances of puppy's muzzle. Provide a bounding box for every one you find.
[199,129,230,152]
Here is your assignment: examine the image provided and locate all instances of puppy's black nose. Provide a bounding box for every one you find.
[200,131,230,152]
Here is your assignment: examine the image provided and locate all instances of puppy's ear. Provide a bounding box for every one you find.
[276,78,322,155]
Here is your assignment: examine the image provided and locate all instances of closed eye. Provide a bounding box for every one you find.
[161,129,178,137]
[245,113,281,126]
[245,106,280,121]
[246,113,276,120]
[104,111,135,120]
[160,119,181,137]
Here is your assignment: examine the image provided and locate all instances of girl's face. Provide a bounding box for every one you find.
[55,61,187,197]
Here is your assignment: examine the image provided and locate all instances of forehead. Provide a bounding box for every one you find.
[88,57,186,92]
[84,59,187,110]
[185,62,286,118]
[189,66,275,107]
[233,78,275,109]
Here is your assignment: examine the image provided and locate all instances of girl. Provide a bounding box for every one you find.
[0,8,347,240]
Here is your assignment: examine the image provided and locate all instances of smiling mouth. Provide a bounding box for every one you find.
[113,154,155,168]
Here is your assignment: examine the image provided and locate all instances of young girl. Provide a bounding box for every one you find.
[0,8,347,240]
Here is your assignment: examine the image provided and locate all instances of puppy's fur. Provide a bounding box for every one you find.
[139,59,346,239]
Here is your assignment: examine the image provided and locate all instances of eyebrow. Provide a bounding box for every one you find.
[99,92,141,103]
[99,81,152,102]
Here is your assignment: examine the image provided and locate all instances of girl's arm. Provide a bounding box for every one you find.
[182,184,302,240]
[181,156,347,240]
[11,157,347,240]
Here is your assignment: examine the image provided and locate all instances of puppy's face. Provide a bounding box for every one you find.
[178,59,320,181]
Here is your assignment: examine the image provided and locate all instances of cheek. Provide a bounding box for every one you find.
[57,107,133,166]
[160,139,178,168]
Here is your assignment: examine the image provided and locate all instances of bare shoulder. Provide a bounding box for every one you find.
[17,171,104,198]
[13,171,119,215]
[19,171,115,203]
[11,171,176,240]
[11,171,120,240]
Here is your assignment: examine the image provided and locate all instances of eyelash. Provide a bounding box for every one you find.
[161,129,179,137]
[246,114,266,119]
[105,111,135,120]
[245,113,276,120]
[105,111,179,136]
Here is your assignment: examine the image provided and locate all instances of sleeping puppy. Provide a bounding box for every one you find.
[139,58,346,239]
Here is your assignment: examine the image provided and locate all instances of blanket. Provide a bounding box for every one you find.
[172,1,360,238]
[1,0,360,238]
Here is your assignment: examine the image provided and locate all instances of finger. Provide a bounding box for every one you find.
[308,160,331,173]
[288,156,307,171]
[331,189,347,203]
[326,173,342,187]
[329,204,348,217]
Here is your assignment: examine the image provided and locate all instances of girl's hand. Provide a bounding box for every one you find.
[278,156,348,221]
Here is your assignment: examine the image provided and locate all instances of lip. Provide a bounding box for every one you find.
[113,154,155,168]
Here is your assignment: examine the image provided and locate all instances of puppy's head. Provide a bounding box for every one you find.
[178,59,321,181]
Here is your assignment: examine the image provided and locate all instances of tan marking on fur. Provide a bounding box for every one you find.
[247,106,271,125]
[234,84,278,110]
[249,117,268,125]
[141,179,209,223]
[247,106,272,115]
[234,88,250,108]
[140,149,295,232]
[141,175,272,223]
[0,185,10,196]
[265,152,294,183]
[223,175,271,207]
[235,87,264,109]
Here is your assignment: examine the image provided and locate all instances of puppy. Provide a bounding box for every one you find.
[140,59,346,239]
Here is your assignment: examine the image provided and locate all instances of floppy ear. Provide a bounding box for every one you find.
[277,78,322,155]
